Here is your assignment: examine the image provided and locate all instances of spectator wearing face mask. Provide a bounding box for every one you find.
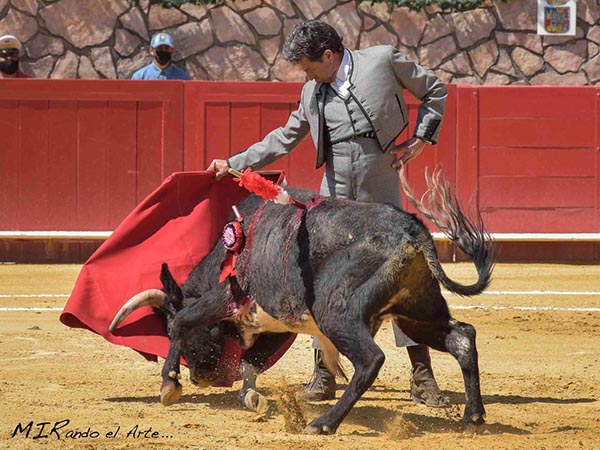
[0,35,29,79]
[132,32,191,80]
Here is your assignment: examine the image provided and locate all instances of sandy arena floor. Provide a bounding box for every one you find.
[0,262,599,450]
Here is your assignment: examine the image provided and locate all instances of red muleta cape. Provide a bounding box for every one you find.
[60,171,295,387]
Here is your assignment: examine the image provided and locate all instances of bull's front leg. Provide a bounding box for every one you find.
[239,361,268,413]
[160,293,232,406]
[238,332,294,413]
[161,339,183,406]
[305,328,385,435]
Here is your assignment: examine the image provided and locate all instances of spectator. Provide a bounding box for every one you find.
[207,20,449,407]
[132,32,191,80]
[0,35,29,79]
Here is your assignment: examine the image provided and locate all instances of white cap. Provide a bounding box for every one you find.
[0,35,24,57]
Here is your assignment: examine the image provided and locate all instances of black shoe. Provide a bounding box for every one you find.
[302,349,336,401]
[407,344,450,408]
[410,367,450,408]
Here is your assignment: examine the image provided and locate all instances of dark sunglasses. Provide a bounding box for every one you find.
[0,50,19,59]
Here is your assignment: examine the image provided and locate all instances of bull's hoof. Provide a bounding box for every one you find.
[304,421,335,435]
[242,389,268,414]
[463,414,486,435]
[160,379,182,406]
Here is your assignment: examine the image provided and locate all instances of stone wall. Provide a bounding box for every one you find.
[0,0,599,84]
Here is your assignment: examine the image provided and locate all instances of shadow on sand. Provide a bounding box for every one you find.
[106,385,594,436]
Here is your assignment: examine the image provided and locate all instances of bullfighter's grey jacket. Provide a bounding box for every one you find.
[228,45,447,170]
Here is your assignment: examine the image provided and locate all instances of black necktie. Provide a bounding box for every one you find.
[316,83,330,169]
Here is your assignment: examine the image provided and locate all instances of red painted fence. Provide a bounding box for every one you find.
[471,86,600,234]
[0,80,184,231]
[1,80,599,260]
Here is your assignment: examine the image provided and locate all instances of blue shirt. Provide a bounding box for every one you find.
[131,62,191,80]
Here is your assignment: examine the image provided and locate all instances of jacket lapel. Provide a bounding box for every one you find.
[347,49,356,90]
[315,82,328,168]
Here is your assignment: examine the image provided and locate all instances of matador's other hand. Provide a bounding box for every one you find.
[390,137,428,170]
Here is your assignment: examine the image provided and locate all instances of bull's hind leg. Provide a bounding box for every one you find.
[444,319,485,431]
[304,326,385,435]
[398,317,485,431]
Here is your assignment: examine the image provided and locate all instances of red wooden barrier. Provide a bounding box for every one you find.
[401,84,457,217]
[0,79,184,231]
[184,81,323,191]
[474,86,600,233]
[184,82,458,218]
[1,80,599,262]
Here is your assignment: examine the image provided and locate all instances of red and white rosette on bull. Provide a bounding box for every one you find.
[219,205,245,283]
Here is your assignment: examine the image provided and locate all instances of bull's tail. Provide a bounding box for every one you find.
[399,165,495,297]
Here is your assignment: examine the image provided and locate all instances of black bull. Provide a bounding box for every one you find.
[110,172,495,435]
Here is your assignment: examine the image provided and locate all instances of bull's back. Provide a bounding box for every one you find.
[235,193,433,318]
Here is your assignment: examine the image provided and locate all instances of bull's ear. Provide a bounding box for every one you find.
[160,263,184,311]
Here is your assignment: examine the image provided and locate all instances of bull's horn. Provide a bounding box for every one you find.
[109,289,166,333]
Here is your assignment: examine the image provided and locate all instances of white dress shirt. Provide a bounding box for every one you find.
[330,49,351,97]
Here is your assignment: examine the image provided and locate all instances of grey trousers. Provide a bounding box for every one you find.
[319,136,402,207]
[314,136,417,349]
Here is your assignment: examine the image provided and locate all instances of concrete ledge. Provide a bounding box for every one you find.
[0,231,112,240]
[1,232,599,263]
[2,231,600,242]
[432,233,600,242]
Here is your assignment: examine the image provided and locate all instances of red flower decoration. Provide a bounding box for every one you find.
[231,168,305,209]
[235,168,282,200]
